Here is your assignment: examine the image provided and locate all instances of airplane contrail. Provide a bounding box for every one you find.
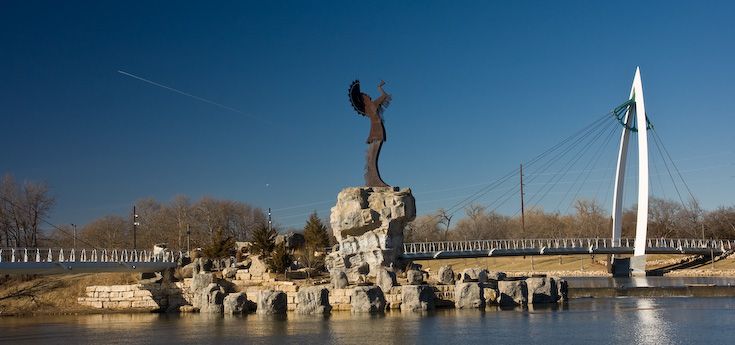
[117,70,285,129]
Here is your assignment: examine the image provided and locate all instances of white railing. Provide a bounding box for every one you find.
[402,238,734,254]
[0,247,186,264]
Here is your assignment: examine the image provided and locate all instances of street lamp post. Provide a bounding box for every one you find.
[133,206,139,250]
[71,223,76,249]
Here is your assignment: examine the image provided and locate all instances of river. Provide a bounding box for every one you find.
[3,278,735,344]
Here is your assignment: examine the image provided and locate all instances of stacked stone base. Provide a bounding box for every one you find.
[78,282,190,310]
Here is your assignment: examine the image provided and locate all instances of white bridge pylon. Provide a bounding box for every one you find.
[611,67,649,274]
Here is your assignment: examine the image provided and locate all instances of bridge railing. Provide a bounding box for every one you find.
[402,238,735,254]
[0,247,187,264]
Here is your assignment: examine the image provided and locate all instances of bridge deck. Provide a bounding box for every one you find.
[0,247,184,275]
[401,238,732,260]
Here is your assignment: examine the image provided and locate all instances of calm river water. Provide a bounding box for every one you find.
[3,278,735,344]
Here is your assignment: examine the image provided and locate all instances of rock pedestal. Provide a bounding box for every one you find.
[327,187,415,278]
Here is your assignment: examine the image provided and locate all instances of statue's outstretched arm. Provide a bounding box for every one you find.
[374,80,389,107]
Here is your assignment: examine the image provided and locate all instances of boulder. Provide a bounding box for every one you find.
[191,273,216,309]
[222,267,238,279]
[401,285,435,311]
[526,277,558,304]
[326,187,415,275]
[553,277,568,301]
[460,268,488,283]
[256,290,287,315]
[486,271,507,281]
[223,292,249,314]
[193,257,213,273]
[497,280,528,306]
[406,270,424,285]
[438,266,455,285]
[200,283,225,313]
[376,268,396,293]
[295,286,332,314]
[351,286,386,313]
[484,287,499,305]
[275,232,306,250]
[331,270,349,289]
[454,282,485,309]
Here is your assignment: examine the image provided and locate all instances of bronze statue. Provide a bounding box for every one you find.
[349,80,392,187]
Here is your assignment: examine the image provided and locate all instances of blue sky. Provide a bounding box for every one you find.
[1,1,733,232]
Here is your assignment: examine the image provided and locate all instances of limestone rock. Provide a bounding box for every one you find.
[295,286,331,314]
[331,270,349,289]
[553,277,568,301]
[200,283,225,313]
[222,267,238,279]
[327,187,415,275]
[438,266,455,285]
[484,287,499,305]
[401,285,435,311]
[193,257,213,274]
[257,290,287,315]
[455,282,485,309]
[191,273,216,309]
[526,277,558,304]
[498,280,528,306]
[351,286,386,312]
[406,270,424,285]
[486,271,507,281]
[223,292,249,314]
[376,268,396,293]
[461,268,488,283]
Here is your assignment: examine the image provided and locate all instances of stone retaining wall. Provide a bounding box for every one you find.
[78,282,190,310]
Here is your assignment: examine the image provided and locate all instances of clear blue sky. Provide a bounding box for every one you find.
[2,1,733,232]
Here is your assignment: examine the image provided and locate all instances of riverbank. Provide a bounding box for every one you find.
[3,254,735,316]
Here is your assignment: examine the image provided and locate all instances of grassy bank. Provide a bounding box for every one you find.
[0,273,138,316]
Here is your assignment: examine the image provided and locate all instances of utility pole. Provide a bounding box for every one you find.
[520,164,526,238]
[187,224,191,253]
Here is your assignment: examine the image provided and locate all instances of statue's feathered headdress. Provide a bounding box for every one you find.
[349,80,366,116]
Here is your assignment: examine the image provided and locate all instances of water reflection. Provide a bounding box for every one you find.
[3,298,735,344]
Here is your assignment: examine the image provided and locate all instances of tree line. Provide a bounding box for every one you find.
[3,174,734,249]
[405,198,735,242]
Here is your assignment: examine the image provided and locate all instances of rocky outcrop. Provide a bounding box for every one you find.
[497,280,528,306]
[351,285,386,312]
[327,187,415,278]
[223,292,249,314]
[401,285,435,311]
[200,283,225,313]
[438,266,455,285]
[257,290,287,315]
[455,282,485,309]
[295,286,331,314]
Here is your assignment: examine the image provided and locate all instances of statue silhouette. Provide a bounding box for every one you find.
[349,80,392,187]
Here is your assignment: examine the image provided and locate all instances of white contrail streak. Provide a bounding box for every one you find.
[117,70,285,129]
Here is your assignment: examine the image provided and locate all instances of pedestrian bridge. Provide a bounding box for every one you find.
[401,238,734,260]
[0,247,185,275]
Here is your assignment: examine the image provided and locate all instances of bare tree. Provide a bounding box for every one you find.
[79,215,131,248]
[0,174,56,247]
